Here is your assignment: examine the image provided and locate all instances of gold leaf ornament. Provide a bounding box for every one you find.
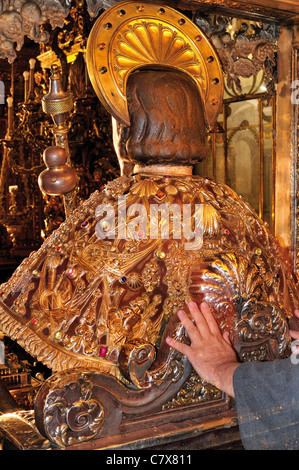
[202,203,221,236]
[165,184,178,196]
[131,179,159,197]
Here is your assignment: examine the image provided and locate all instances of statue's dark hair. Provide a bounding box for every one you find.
[125,68,208,165]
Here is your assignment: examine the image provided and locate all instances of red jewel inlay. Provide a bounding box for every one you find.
[99,346,107,357]
[155,191,165,200]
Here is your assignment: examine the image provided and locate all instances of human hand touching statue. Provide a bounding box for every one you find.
[166,301,240,397]
[166,302,299,398]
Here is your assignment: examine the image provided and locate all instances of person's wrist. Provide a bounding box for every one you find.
[214,362,239,397]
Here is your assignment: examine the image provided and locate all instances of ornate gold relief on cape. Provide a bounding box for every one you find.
[0,173,296,386]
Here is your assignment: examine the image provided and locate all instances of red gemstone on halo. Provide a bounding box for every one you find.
[31,318,37,325]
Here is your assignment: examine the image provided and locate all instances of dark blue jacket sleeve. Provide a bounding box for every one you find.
[233,357,299,450]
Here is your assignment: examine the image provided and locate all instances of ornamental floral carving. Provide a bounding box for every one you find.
[162,371,222,410]
[194,15,278,94]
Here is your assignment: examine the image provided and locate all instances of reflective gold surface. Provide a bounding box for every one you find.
[0,0,296,390]
[0,2,298,452]
[86,1,223,128]
[0,172,296,382]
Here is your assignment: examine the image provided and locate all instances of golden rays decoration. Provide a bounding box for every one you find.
[86,1,223,128]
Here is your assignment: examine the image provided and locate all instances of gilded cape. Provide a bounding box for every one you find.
[0,172,296,386]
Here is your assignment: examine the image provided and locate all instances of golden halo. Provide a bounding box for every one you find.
[86,1,223,128]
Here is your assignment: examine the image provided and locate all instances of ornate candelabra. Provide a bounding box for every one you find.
[0,59,52,256]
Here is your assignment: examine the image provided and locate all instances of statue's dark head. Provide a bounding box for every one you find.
[113,68,208,169]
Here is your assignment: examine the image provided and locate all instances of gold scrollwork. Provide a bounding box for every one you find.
[162,370,222,410]
[43,373,105,447]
